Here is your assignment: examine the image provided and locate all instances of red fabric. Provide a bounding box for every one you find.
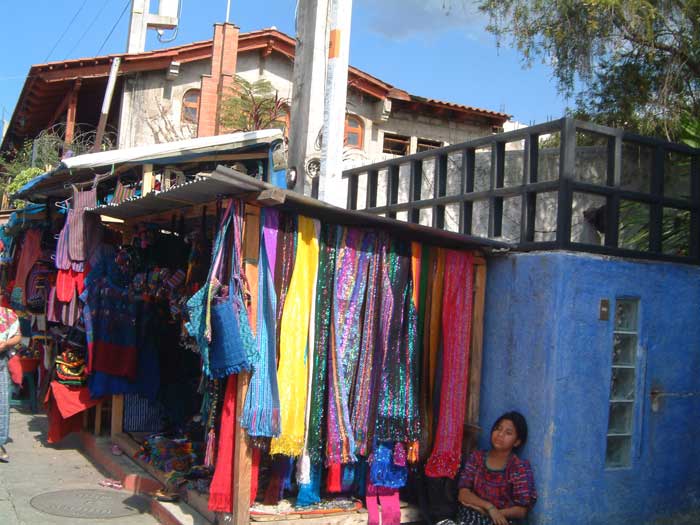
[91,342,138,380]
[250,446,261,505]
[56,269,86,303]
[208,375,237,513]
[7,355,23,385]
[326,463,342,493]
[50,381,101,419]
[425,250,474,478]
[45,381,101,443]
[14,229,42,302]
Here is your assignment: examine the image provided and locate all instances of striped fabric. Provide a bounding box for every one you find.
[123,394,164,433]
[0,359,8,446]
[112,179,137,205]
[55,221,71,270]
[67,186,97,262]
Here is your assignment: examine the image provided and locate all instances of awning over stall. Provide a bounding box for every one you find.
[15,130,283,201]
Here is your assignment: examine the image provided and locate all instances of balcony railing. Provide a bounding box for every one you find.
[343,118,700,264]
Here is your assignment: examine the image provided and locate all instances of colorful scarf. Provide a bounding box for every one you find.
[425,250,474,478]
[296,223,338,505]
[374,237,421,443]
[208,374,237,512]
[274,214,297,362]
[270,216,320,457]
[350,234,382,457]
[241,209,281,437]
[326,227,374,464]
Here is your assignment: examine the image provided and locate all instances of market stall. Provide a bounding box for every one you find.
[5,141,502,524]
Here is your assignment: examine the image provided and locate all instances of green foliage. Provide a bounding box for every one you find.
[479,0,700,139]
[617,113,699,255]
[0,139,58,208]
[219,76,288,133]
[5,167,42,208]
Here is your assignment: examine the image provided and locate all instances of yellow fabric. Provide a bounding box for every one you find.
[270,216,320,457]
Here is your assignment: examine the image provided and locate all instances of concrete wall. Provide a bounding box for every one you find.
[118,60,210,148]
[481,251,700,525]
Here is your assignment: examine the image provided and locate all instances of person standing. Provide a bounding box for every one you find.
[0,305,21,462]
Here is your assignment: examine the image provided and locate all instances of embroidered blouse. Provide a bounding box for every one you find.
[458,449,537,510]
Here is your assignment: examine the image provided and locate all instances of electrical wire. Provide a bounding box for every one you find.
[44,0,89,62]
[97,0,131,55]
[66,0,112,58]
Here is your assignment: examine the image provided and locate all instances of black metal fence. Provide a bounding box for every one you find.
[343,118,700,264]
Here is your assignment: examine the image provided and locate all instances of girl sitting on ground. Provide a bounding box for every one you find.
[454,411,537,525]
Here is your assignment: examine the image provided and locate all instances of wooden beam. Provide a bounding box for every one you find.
[64,82,80,145]
[94,401,103,436]
[465,260,487,453]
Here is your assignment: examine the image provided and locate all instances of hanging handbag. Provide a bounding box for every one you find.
[185,200,254,378]
[208,200,254,378]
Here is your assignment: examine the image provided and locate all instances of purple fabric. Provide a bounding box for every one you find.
[263,209,279,280]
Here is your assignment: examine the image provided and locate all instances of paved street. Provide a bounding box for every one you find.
[0,407,157,525]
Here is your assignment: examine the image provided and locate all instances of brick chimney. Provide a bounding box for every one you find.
[197,23,239,137]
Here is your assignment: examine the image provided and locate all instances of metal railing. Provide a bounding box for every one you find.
[343,118,700,264]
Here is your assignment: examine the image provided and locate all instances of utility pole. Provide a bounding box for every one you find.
[288,0,352,207]
[126,0,179,54]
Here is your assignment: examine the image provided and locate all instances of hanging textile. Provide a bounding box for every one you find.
[425,250,474,479]
[13,228,42,303]
[241,209,281,438]
[208,375,237,513]
[270,216,320,457]
[374,238,421,444]
[208,201,254,378]
[67,185,97,262]
[274,214,296,361]
[185,202,233,377]
[296,223,339,506]
[326,227,374,464]
[350,234,381,457]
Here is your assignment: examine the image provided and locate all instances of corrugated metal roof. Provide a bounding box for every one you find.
[89,165,508,252]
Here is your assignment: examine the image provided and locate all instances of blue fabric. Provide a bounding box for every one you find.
[370,442,407,489]
[185,210,231,378]
[295,462,323,507]
[241,209,280,436]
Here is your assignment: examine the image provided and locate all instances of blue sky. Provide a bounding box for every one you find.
[0,0,571,128]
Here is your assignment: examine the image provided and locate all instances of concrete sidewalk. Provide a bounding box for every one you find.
[0,407,157,525]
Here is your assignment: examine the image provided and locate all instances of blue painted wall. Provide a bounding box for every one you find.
[480,252,700,525]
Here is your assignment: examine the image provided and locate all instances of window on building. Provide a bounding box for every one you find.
[605,298,639,468]
[181,89,201,124]
[417,138,443,152]
[344,114,364,148]
[383,133,410,156]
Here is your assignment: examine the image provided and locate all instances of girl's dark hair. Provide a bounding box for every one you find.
[491,411,528,448]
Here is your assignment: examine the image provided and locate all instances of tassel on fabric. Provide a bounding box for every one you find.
[204,428,216,467]
[296,462,322,508]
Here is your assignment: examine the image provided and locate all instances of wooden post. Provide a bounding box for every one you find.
[232,373,252,525]
[64,80,81,145]
[465,258,487,453]
[231,203,260,525]
[142,164,154,195]
[94,401,103,436]
[111,394,124,438]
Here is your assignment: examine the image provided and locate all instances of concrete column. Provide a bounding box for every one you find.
[318,0,353,207]
[126,0,149,54]
[288,0,330,194]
